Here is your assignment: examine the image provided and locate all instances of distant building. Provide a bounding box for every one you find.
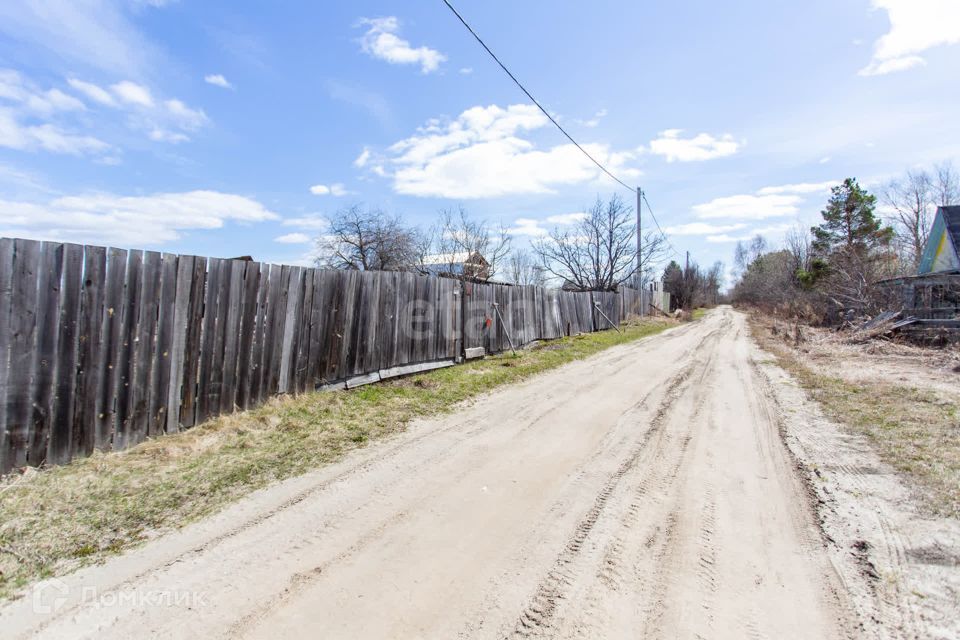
[919,205,960,274]
[420,251,490,280]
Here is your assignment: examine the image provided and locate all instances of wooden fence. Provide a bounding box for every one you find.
[0,237,651,473]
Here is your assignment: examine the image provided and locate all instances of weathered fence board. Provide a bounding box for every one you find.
[49,243,83,464]
[250,262,272,406]
[220,260,245,413]
[114,250,141,450]
[235,261,261,408]
[7,240,40,468]
[179,256,206,429]
[97,248,127,448]
[195,257,221,426]
[293,268,314,394]
[30,242,64,465]
[74,245,105,455]
[0,239,14,472]
[166,255,194,433]
[128,250,161,448]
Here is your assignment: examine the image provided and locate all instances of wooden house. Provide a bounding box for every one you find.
[420,251,491,280]
[877,206,960,320]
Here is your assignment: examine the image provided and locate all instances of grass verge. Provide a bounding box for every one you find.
[749,315,960,518]
[0,317,674,600]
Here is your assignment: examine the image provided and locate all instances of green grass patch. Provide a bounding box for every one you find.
[0,317,673,601]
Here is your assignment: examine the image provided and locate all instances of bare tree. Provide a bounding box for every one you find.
[784,224,812,274]
[934,160,960,205]
[533,194,650,291]
[633,229,669,288]
[882,169,933,269]
[881,161,959,269]
[424,206,511,280]
[507,249,546,286]
[733,235,767,278]
[316,205,422,271]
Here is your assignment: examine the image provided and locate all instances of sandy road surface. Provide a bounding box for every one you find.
[3,308,861,638]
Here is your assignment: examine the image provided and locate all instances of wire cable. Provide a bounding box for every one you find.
[642,192,682,259]
[441,0,681,260]
[440,0,634,192]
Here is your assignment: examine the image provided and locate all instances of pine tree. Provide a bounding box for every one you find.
[808,178,895,313]
[811,178,893,257]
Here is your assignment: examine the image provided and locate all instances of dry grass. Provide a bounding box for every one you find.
[750,315,960,518]
[0,318,673,600]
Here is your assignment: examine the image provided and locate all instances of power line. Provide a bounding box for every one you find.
[440,0,634,192]
[440,0,682,261]
[642,192,682,259]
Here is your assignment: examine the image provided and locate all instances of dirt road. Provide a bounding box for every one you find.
[1,308,884,638]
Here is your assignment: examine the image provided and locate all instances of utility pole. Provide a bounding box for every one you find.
[636,186,642,288]
[685,250,690,271]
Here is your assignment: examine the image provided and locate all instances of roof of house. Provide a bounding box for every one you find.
[918,206,960,274]
[942,205,960,248]
[420,250,488,266]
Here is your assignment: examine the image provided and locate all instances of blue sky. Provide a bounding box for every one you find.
[1,0,958,284]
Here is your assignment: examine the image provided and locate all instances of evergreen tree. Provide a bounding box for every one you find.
[807,178,896,313]
[811,178,893,257]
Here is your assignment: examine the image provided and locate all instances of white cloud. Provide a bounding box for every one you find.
[353,147,371,168]
[33,88,86,114]
[504,211,591,237]
[309,183,348,196]
[577,108,608,128]
[357,16,446,74]
[274,232,311,244]
[148,128,189,144]
[546,212,588,225]
[282,215,329,231]
[756,181,838,196]
[24,123,109,154]
[648,129,740,162]
[67,78,117,106]
[664,222,748,235]
[506,218,548,237]
[693,181,836,221]
[111,80,153,107]
[0,108,109,155]
[0,190,279,245]
[705,234,745,243]
[706,223,793,243]
[0,162,48,192]
[859,0,960,76]
[64,77,208,144]
[459,67,473,75]
[379,104,640,199]
[1,69,85,116]
[164,98,208,130]
[694,194,802,220]
[204,73,233,89]
[0,0,162,77]
[862,55,927,75]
